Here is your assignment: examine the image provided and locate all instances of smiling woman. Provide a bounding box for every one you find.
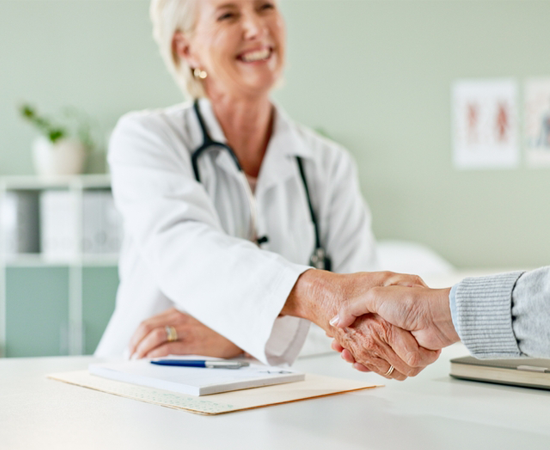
[174,0,285,101]
[95,0,440,381]
[151,0,285,101]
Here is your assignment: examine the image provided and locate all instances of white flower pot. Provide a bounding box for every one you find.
[32,137,87,177]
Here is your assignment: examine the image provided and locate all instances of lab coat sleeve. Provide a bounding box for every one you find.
[108,113,310,366]
[321,146,378,273]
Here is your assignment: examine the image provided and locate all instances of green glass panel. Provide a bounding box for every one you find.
[82,267,119,355]
[5,267,69,357]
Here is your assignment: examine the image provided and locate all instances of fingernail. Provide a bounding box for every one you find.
[329,315,340,327]
[131,353,139,361]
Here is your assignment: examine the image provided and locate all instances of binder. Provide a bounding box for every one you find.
[0,191,40,256]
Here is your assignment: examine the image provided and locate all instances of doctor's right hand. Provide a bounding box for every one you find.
[128,308,244,360]
[282,270,441,380]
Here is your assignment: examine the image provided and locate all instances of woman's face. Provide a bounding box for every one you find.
[180,0,286,99]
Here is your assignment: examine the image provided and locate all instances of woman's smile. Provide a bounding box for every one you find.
[237,46,273,64]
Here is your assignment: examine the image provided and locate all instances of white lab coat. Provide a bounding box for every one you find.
[95,99,378,365]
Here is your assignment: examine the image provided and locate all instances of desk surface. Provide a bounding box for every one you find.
[1,344,549,450]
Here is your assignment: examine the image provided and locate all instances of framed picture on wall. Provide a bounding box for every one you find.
[452,79,519,170]
[524,78,550,168]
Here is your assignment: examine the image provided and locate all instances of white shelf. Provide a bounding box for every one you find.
[0,173,119,356]
[0,174,111,190]
[3,253,119,267]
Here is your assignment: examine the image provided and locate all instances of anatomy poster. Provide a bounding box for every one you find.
[524,78,550,167]
[452,79,519,169]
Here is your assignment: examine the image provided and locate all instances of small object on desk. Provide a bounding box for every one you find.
[450,356,550,390]
[151,359,249,369]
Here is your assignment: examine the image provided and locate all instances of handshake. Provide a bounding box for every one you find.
[322,272,460,381]
[128,269,465,377]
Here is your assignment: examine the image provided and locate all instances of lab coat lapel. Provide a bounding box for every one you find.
[194,99,314,190]
[256,105,313,195]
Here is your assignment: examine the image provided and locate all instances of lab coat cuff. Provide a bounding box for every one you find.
[253,263,311,366]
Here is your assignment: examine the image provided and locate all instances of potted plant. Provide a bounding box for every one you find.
[19,104,95,177]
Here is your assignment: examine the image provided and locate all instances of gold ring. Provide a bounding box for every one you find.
[165,325,178,342]
[384,365,395,377]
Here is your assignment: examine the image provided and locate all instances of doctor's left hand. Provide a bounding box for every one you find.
[128,308,244,360]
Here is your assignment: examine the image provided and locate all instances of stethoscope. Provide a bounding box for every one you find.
[190,100,332,271]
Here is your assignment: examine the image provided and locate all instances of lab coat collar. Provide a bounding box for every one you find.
[196,98,228,145]
[257,103,313,192]
[269,102,313,160]
[196,98,314,192]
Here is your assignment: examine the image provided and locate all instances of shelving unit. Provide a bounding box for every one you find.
[0,175,119,357]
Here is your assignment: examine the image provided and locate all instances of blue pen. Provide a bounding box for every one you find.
[151,359,249,369]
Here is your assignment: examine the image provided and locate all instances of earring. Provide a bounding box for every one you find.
[193,68,208,80]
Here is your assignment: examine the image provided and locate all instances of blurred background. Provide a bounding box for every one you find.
[1,0,549,358]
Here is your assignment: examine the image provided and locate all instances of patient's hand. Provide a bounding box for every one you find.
[330,284,460,374]
[128,308,244,359]
[285,269,438,380]
[330,314,441,380]
[333,285,460,351]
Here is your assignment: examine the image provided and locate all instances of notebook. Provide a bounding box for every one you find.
[450,356,550,390]
[89,356,305,396]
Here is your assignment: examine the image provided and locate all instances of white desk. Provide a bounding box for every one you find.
[1,344,549,450]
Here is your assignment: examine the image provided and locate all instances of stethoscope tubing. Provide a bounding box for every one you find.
[191,102,258,242]
[190,100,330,270]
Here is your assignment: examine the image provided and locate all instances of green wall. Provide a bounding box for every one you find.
[2,0,550,268]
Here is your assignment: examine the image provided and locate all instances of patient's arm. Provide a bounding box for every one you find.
[129,308,244,359]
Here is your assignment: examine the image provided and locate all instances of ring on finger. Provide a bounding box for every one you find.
[165,325,178,342]
[384,365,395,377]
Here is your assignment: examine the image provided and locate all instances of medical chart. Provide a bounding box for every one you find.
[524,78,550,167]
[452,79,519,169]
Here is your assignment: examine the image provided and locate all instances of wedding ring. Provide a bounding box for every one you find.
[165,325,178,342]
[384,365,395,377]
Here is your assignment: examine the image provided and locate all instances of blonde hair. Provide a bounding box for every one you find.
[149,0,205,99]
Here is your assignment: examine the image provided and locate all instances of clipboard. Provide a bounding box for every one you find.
[48,370,380,415]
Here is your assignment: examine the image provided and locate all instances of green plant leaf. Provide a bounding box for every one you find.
[49,129,65,142]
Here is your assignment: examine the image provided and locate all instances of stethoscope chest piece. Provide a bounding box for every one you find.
[310,247,332,271]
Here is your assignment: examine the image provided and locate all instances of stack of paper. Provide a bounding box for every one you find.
[89,358,305,396]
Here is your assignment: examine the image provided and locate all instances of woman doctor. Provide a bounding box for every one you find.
[95,0,439,380]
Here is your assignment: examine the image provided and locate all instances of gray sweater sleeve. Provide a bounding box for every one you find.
[511,267,550,357]
[455,267,550,358]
